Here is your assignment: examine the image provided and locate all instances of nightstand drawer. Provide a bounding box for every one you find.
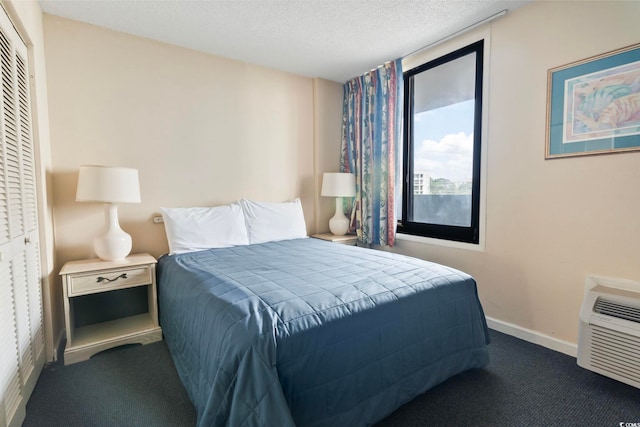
[68,266,152,296]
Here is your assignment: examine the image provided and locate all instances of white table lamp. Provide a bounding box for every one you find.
[321,172,356,236]
[76,165,141,261]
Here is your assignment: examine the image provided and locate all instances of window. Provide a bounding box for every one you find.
[398,40,483,244]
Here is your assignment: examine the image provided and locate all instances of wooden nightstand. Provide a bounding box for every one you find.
[312,233,358,246]
[59,253,162,365]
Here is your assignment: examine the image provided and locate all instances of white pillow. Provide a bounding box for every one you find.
[240,198,307,244]
[161,204,250,254]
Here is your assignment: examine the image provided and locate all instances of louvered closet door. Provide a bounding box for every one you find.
[0,7,44,427]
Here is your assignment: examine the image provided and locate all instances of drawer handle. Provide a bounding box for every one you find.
[96,273,128,284]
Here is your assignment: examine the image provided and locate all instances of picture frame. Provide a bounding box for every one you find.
[546,43,640,159]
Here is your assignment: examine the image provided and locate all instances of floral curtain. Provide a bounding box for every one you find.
[340,59,403,246]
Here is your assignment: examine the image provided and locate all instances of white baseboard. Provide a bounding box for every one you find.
[486,316,578,357]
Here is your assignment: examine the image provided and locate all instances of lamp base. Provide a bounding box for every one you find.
[94,204,132,261]
[329,197,349,236]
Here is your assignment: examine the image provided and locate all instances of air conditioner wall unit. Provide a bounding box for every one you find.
[577,275,640,389]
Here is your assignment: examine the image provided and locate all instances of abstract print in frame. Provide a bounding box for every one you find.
[546,43,640,159]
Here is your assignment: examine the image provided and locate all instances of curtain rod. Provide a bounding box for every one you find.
[403,9,508,60]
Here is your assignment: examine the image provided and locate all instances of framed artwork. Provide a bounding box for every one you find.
[546,43,640,159]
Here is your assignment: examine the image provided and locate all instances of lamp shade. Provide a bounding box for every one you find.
[76,165,141,204]
[321,173,356,198]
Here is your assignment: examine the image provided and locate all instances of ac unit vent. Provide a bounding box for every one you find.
[589,325,640,384]
[594,298,640,324]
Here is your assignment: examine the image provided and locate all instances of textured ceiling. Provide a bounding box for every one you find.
[39,0,530,83]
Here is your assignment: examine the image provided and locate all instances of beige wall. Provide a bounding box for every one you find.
[2,0,57,361]
[44,15,342,347]
[313,78,344,232]
[389,0,640,347]
[45,15,318,260]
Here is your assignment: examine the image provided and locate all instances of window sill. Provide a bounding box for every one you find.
[395,232,485,252]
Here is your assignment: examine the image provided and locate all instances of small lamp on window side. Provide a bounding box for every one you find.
[321,172,356,236]
[76,165,141,261]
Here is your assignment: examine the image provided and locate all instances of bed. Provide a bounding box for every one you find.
[157,237,490,426]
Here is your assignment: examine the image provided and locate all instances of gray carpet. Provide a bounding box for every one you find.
[23,341,197,427]
[24,330,639,426]
[376,330,640,426]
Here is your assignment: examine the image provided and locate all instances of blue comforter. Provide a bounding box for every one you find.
[157,238,489,426]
